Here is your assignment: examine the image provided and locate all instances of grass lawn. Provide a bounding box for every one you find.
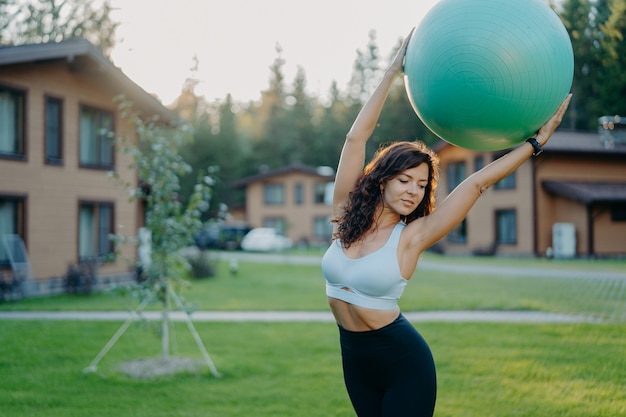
[0,255,625,416]
[2,254,624,321]
[0,320,624,417]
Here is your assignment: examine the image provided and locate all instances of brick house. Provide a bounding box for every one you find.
[233,126,626,258]
[433,125,626,258]
[233,163,335,247]
[0,38,171,296]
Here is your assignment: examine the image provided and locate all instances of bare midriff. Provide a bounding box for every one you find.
[328,297,400,331]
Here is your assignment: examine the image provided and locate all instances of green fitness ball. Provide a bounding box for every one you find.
[404,0,574,151]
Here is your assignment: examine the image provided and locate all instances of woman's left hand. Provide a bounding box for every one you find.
[535,94,573,146]
[388,28,415,75]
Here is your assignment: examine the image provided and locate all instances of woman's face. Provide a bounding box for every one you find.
[381,163,429,217]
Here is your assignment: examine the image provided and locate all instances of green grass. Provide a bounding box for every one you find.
[0,320,624,417]
[288,248,626,273]
[419,251,626,273]
[2,254,624,321]
[1,255,625,416]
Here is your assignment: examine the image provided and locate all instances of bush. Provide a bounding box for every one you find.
[186,251,216,279]
[64,259,98,295]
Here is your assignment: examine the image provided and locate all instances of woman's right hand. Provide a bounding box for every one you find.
[535,94,572,146]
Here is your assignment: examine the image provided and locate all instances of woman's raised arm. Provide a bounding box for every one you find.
[410,94,572,251]
[332,31,413,220]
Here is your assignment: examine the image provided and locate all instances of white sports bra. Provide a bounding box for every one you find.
[321,222,408,311]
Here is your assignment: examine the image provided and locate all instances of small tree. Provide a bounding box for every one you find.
[86,97,220,377]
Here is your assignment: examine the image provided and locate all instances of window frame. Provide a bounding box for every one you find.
[492,151,516,190]
[263,217,287,234]
[495,209,517,245]
[610,203,626,222]
[294,182,304,205]
[447,160,466,193]
[263,183,285,205]
[313,216,333,241]
[77,200,115,262]
[79,104,115,170]
[474,155,484,172]
[44,95,64,165]
[0,85,27,161]
[494,172,516,190]
[313,182,327,205]
[0,194,27,268]
[447,219,467,244]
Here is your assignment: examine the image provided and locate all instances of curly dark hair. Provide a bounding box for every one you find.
[335,141,439,248]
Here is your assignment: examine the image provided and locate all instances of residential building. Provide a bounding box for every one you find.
[233,163,335,247]
[433,124,626,257]
[0,38,171,296]
[233,126,626,258]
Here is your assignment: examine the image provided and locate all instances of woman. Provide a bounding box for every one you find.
[321,31,572,417]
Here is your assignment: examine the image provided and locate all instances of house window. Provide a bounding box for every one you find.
[313,183,327,204]
[313,216,333,240]
[78,201,114,260]
[263,217,287,234]
[264,183,285,205]
[45,96,63,164]
[448,219,467,243]
[0,195,26,267]
[447,161,465,192]
[494,172,516,190]
[474,155,484,172]
[294,183,304,205]
[79,105,114,169]
[495,209,517,244]
[610,203,626,222]
[0,86,26,159]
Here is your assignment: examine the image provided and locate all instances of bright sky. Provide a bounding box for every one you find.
[109,0,439,105]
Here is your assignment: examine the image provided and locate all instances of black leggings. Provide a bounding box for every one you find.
[338,314,436,417]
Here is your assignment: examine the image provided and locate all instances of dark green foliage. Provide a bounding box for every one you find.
[559,0,626,129]
[0,0,117,55]
[63,259,98,295]
[185,251,217,279]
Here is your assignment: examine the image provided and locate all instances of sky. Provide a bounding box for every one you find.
[109,0,439,106]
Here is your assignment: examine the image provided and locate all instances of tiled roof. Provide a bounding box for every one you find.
[546,130,626,154]
[233,163,335,187]
[542,180,626,204]
[432,130,626,155]
[0,38,171,120]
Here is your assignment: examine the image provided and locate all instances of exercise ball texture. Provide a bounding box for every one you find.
[404,0,574,151]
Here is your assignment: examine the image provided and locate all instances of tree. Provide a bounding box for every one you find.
[211,95,247,210]
[559,0,596,129]
[249,44,292,169]
[597,0,626,117]
[172,56,248,219]
[86,98,220,377]
[286,66,317,166]
[558,0,626,129]
[313,81,351,168]
[346,29,383,104]
[0,0,117,56]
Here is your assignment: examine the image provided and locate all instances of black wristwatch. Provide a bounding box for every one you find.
[526,137,543,156]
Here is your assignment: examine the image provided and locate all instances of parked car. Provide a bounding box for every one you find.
[193,224,252,250]
[240,228,292,252]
